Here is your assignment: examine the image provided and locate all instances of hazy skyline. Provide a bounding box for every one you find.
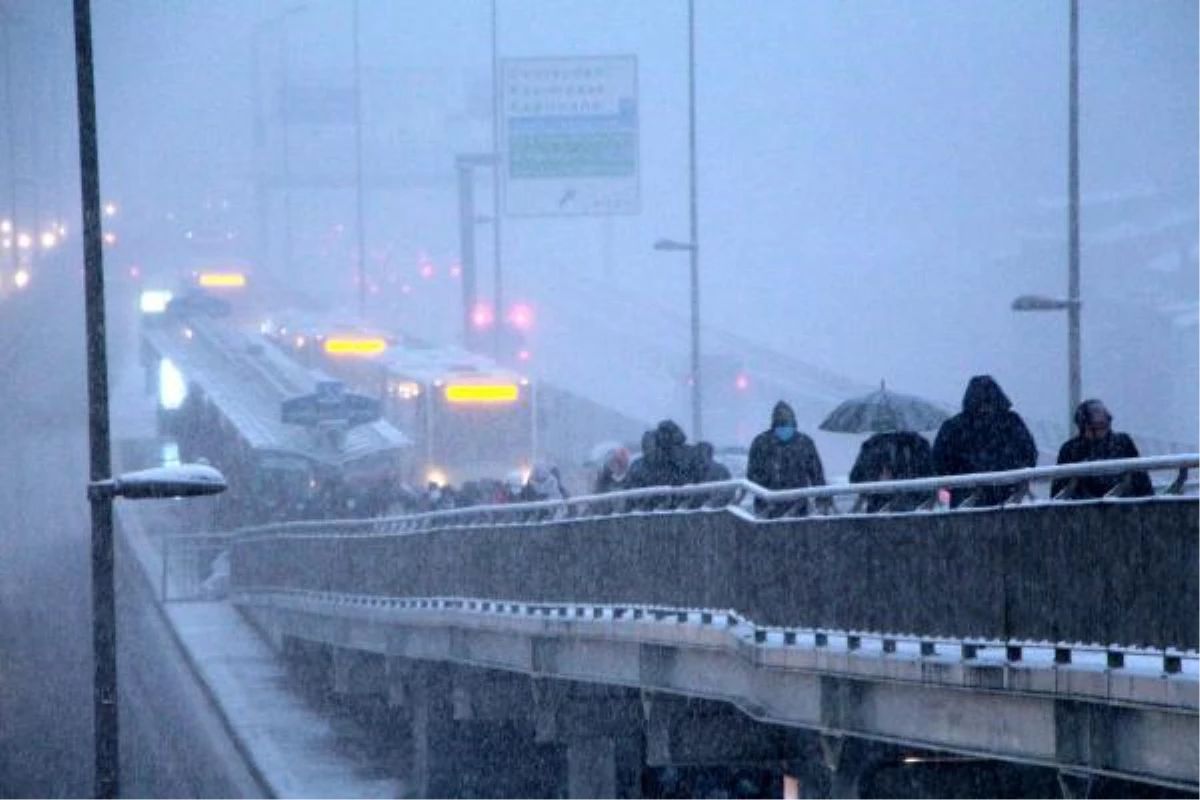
[5,0,1197,452]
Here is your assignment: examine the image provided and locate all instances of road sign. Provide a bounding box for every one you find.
[281,381,381,429]
[501,56,639,217]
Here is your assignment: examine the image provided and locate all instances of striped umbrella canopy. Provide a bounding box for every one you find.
[819,381,951,434]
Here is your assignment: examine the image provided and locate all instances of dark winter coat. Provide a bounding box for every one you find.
[655,419,702,486]
[625,431,660,490]
[747,401,826,517]
[1051,432,1153,499]
[849,431,934,513]
[932,375,1038,507]
[629,421,701,489]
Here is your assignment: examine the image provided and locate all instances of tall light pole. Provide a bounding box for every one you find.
[251,5,306,283]
[490,0,505,360]
[2,7,20,277]
[654,0,703,442]
[686,0,701,443]
[456,153,495,349]
[71,4,118,793]
[1066,0,1081,422]
[1012,0,1081,433]
[352,0,367,319]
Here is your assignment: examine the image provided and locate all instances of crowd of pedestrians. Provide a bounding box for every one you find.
[845,374,1153,510]
[352,373,1158,520]
[584,373,1157,514]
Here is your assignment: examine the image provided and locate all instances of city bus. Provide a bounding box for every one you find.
[265,316,538,489]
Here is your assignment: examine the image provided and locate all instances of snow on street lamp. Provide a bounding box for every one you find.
[88,463,227,502]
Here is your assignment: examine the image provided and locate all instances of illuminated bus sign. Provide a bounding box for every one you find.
[323,337,388,357]
[196,271,247,289]
[443,383,520,404]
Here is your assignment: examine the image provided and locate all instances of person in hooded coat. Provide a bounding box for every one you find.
[849,430,934,513]
[625,430,659,490]
[654,419,701,486]
[747,401,826,518]
[1050,399,1153,500]
[521,462,567,502]
[594,446,633,494]
[932,375,1038,507]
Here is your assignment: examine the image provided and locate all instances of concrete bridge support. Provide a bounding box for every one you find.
[1056,770,1095,799]
[390,662,584,798]
[642,693,801,768]
[402,662,458,799]
[818,735,878,799]
[534,679,645,798]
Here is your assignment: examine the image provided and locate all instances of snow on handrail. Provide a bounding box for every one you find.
[232,453,1198,540]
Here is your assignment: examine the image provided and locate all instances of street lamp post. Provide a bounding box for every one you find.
[73,4,229,796]
[651,0,703,443]
[1066,0,1081,422]
[2,7,20,278]
[490,0,505,361]
[251,5,306,283]
[685,0,701,444]
[1012,0,1081,432]
[456,153,496,350]
[352,0,367,320]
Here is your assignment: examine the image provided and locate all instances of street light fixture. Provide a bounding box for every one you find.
[1011,294,1079,312]
[73,3,229,796]
[653,238,696,253]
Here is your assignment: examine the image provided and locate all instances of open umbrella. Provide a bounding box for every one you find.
[819,381,951,434]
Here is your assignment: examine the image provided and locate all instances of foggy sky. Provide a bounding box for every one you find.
[8,0,1198,455]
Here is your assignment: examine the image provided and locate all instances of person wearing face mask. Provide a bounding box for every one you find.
[1051,399,1153,499]
[747,400,826,518]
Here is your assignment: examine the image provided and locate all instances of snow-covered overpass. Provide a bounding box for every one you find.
[222,460,1199,797]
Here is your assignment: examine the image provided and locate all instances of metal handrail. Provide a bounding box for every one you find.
[231,453,1198,540]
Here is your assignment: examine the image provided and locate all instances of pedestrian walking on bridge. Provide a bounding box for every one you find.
[1051,399,1153,499]
[747,401,826,518]
[932,375,1037,507]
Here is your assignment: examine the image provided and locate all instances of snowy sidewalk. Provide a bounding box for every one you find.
[116,501,404,799]
[109,351,404,798]
[118,501,405,796]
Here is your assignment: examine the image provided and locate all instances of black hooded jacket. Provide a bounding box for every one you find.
[932,376,1037,507]
[626,421,700,488]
